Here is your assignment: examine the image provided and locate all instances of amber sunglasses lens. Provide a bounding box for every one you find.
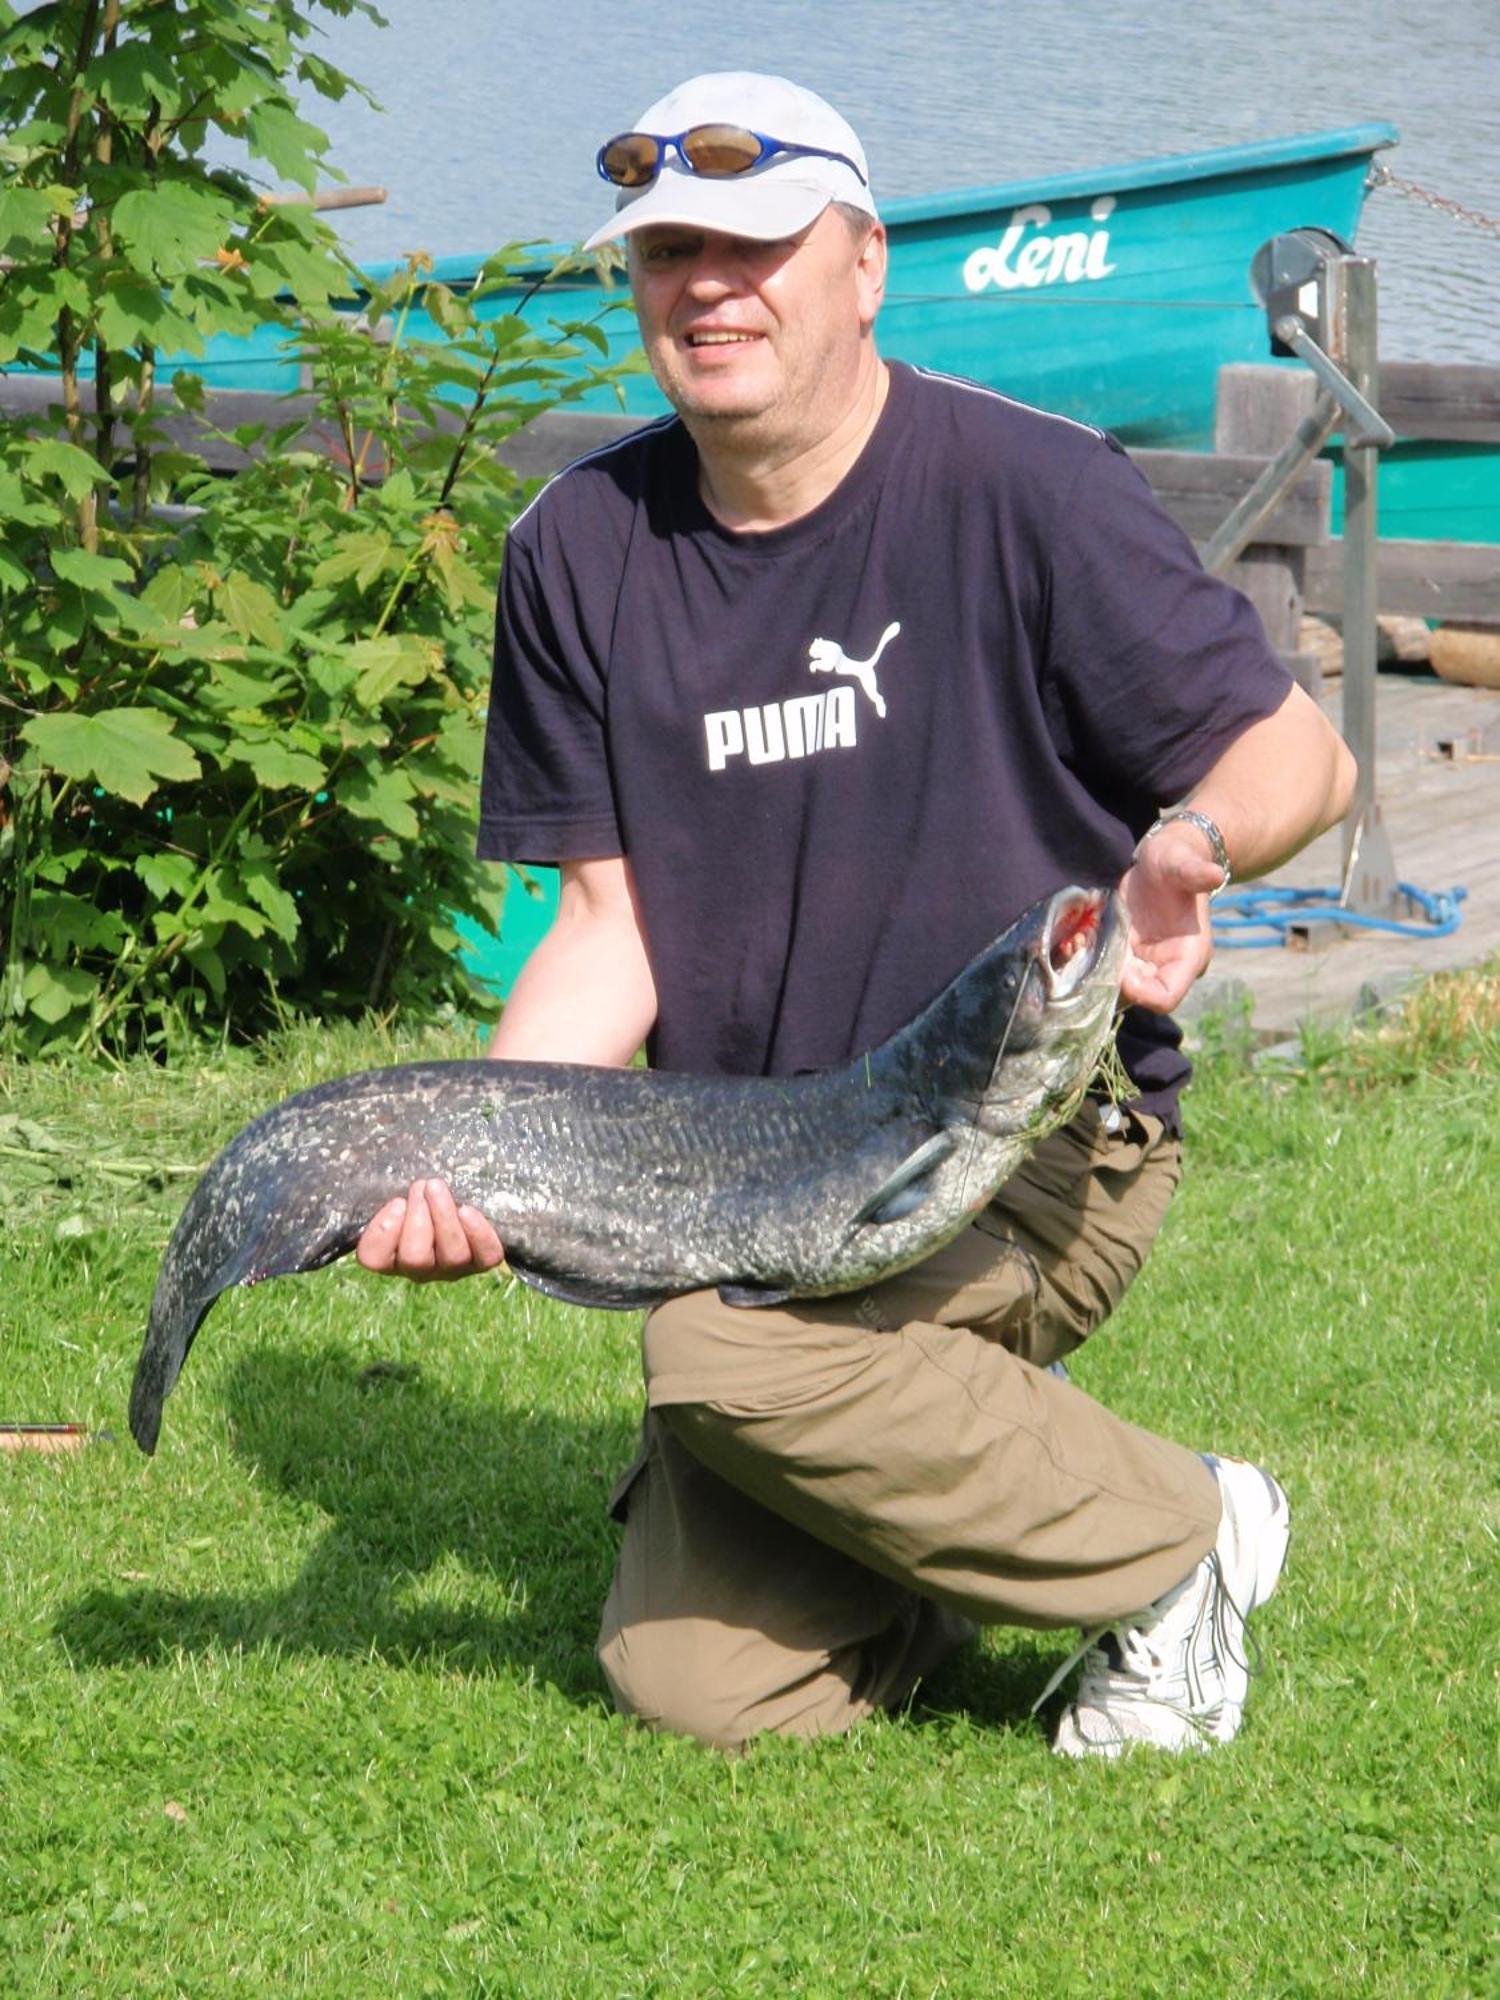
[678,125,767,176]
[599,133,663,188]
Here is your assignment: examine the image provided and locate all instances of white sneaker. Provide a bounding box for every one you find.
[1043,1456,1291,1759]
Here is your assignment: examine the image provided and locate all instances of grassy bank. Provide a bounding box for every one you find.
[1,984,1495,1997]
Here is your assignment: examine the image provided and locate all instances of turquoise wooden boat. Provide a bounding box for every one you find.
[120,122,1397,455]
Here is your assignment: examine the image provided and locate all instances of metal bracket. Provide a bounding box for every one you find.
[1339,800,1405,917]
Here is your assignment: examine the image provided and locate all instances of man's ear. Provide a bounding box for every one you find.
[855,221,888,329]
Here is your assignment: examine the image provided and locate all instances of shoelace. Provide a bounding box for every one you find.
[1031,1552,1258,1724]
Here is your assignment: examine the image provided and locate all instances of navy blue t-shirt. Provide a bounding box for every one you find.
[478,361,1292,1126]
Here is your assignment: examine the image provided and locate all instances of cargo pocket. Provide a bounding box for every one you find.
[974,1101,1180,1364]
[1093,1104,1170,1178]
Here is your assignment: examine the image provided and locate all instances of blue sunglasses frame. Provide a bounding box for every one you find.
[596,125,869,190]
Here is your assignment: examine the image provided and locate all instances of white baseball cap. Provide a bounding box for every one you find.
[582,72,877,253]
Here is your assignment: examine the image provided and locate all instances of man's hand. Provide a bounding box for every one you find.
[1118,819,1226,1013]
[355,1178,505,1282]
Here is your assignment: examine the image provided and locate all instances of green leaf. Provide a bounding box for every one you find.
[200,892,269,939]
[135,852,199,902]
[214,571,286,650]
[0,469,60,528]
[51,547,134,592]
[20,961,95,1026]
[22,439,109,500]
[95,273,201,353]
[112,184,237,278]
[199,660,292,712]
[139,564,199,625]
[168,370,207,415]
[26,890,127,953]
[250,231,346,305]
[339,761,419,839]
[311,531,396,591]
[238,862,301,944]
[183,940,227,1002]
[227,737,326,791]
[0,185,62,254]
[22,708,202,805]
[243,102,330,191]
[92,40,184,120]
[348,634,438,709]
[333,714,390,751]
[564,319,612,358]
[422,282,472,339]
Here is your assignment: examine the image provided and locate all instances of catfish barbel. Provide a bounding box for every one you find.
[129,885,1125,1454]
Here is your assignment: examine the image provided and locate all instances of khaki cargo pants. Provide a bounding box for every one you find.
[597,1102,1220,1748]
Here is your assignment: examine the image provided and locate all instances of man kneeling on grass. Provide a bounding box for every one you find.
[356,72,1354,1755]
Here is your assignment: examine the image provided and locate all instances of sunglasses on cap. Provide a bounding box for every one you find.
[596,124,869,191]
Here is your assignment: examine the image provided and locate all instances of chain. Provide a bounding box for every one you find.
[1367,162,1500,242]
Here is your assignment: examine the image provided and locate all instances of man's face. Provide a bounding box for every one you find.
[627,206,886,443]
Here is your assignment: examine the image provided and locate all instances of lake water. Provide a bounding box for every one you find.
[288,0,1500,366]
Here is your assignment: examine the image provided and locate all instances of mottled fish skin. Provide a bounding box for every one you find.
[129,887,1124,1453]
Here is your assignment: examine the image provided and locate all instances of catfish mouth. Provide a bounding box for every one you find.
[1041,887,1116,1000]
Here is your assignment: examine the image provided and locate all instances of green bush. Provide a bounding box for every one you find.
[0,0,632,1052]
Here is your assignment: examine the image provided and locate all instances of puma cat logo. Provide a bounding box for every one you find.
[807,621,900,717]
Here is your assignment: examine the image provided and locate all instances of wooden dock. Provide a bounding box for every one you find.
[1186,667,1500,1039]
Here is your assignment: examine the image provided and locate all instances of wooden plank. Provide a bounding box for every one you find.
[1211,366,1324,682]
[498,409,643,478]
[1132,447,1330,546]
[1379,361,1500,444]
[1305,538,1500,622]
[1215,360,1500,445]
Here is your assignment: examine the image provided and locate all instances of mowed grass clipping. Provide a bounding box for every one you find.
[1,983,1495,1999]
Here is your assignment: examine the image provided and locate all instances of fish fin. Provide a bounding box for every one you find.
[716,1282,794,1310]
[849,1131,956,1228]
[240,1218,364,1286]
[505,1256,669,1312]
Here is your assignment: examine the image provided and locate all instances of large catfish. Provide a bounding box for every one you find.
[129,885,1125,1452]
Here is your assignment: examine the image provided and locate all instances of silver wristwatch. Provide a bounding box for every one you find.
[1139,808,1232,895]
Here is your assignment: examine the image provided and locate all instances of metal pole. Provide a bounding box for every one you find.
[1338,257,1399,911]
[1202,390,1340,576]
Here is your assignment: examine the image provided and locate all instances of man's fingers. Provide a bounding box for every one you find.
[355,1195,409,1271]
[457,1204,506,1270]
[356,1180,504,1281]
[422,1177,475,1269]
[394,1177,438,1272]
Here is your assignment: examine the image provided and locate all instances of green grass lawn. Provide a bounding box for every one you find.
[1,991,1495,1998]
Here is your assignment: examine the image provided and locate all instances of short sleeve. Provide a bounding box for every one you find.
[476,523,624,864]
[1040,437,1293,806]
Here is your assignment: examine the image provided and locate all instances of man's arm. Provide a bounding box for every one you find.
[1121,682,1357,1013]
[355,855,657,1278]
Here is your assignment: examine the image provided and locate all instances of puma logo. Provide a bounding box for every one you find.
[807,621,900,718]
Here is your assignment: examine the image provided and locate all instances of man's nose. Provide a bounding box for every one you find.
[684,244,751,294]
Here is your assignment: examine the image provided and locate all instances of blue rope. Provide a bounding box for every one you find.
[1211,882,1467,949]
